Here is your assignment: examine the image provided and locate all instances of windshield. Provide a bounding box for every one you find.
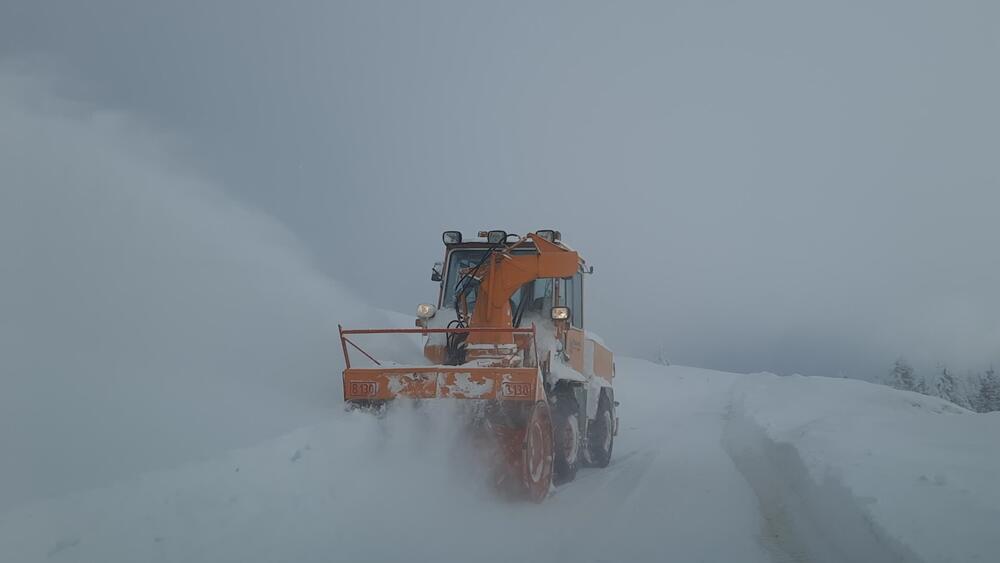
[441,249,486,309]
[441,248,536,309]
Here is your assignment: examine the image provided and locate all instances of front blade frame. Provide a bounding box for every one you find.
[343,366,540,401]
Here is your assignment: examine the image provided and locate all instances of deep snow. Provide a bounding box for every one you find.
[727,374,1000,563]
[0,359,774,563]
[4,360,998,563]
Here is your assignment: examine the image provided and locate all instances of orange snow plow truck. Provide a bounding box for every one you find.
[339,230,616,501]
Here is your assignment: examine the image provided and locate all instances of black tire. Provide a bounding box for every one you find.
[552,396,581,485]
[586,392,614,468]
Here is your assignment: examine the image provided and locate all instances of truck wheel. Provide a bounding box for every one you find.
[552,397,580,484]
[521,401,554,502]
[585,393,614,468]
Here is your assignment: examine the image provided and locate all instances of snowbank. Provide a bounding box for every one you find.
[726,373,1000,563]
[0,402,507,563]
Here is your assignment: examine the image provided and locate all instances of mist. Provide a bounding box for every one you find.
[0,65,426,509]
[3,6,1000,562]
[5,1,998,380]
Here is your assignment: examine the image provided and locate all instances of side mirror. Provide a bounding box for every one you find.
[431,262,443,282]
[550,306,571,321]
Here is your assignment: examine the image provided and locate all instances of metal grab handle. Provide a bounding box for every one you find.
[338,324,538,369]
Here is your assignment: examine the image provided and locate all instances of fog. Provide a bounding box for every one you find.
[3,7,999,559]
[3,2,998,378]
[0,65,419,509]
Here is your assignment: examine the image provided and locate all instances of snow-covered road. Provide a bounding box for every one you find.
[4,359,997,563]
[1,359,776,563]
[543,359,774,563]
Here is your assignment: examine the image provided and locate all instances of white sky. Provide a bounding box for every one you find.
[3,0,998,378]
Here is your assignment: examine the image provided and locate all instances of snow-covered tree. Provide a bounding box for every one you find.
[935,366,954,399]
[969,373,985,412]
[977,366,1000,413]
[934,366,971,408]
[656,346,670,366]
[887,358,916,391]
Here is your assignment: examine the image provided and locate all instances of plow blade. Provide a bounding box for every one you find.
[343,367,541,401]
[338,325,553,501]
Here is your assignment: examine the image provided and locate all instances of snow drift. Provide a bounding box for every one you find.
[0,403,498,563]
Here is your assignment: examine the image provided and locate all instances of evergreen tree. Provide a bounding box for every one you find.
[978,365,1000,413]
[935,366,950,397]
[656,346,670,366]
[969,372,985,412]
[887,358,916,391]
[935,366,970,408]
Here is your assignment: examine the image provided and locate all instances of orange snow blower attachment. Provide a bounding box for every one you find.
[338,325,552,501]
[339,326,544,402]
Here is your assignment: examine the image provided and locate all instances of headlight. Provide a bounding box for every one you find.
[550,306,570,321]
[416,303,437,319]
[442,231,462,244]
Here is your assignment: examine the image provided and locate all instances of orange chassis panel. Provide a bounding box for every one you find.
[343,366,542,401]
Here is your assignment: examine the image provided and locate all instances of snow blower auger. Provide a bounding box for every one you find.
[340,230,617,502]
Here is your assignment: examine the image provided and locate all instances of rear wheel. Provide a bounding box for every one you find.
[552,397,581,484]
[585,393,614,468]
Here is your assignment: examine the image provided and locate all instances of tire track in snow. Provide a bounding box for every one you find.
[536,359,775,563]
[722,393,924,563]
